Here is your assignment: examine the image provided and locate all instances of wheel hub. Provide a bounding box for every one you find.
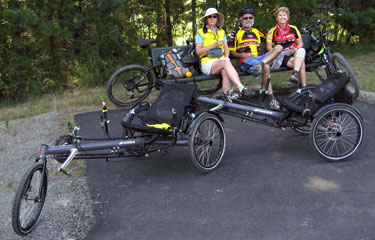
[326,122,342,140]
[125,78,136,91]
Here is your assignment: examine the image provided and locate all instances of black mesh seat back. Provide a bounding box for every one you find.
[302,34,312,51]
[312,73,350,107]
[143,83,197,126]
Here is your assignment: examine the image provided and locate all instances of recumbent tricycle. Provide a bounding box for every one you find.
[12,72,363,236]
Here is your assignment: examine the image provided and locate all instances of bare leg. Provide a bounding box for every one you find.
[262,64,273,94]
[262,45,283,64]
[220,69,232,93]
[299,61,307,87]
[211,59,242,88]
[287,57,307,87]
[292,57,304,72]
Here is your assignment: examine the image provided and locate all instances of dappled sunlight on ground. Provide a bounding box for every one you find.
[305,176,340,191]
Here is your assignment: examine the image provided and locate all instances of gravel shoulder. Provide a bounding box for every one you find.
[0,107,97,240]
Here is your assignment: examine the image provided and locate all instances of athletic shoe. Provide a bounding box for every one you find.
[289,73,300,84]
[240,87,256,98]
[269,98,281,110]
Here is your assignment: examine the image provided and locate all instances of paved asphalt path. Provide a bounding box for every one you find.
[75,100,375,240]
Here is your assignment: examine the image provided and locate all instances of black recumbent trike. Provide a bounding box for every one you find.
[11,83,227,236]
[106,18,360,108]
[12,69,363,236]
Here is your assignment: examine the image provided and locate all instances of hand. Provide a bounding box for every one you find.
[242,52,253,58]
[216,40,224,47]
[285,49,294,56]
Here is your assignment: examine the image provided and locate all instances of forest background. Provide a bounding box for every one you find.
[1,0,374,102]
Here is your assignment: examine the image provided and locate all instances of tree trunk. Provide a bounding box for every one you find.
[164,0,173,46]
[192,0,196,38]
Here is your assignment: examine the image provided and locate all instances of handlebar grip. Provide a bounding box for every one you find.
[102,101,108,120]
[186,39,195,45]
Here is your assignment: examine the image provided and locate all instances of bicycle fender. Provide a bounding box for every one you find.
[122,102,151,123]
[313,103,364,120]
[187,112,224,136]
[289,86,316,100]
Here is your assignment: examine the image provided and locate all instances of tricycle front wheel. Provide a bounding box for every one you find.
[53,135,73,163]
[12,163,48,236]
[189,114,226,173]
[310,105,363,161]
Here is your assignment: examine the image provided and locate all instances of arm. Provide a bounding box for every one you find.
[296,38,303,48]
[230,51,253,59]
[195,42,220,56]
[266,42,273,52]
[224,41,229,58]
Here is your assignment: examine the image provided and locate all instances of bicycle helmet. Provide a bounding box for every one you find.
[240,8,255,17]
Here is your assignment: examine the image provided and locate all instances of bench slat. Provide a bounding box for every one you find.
[158,61,324,84]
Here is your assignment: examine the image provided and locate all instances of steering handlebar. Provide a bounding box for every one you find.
[300,17,328,33]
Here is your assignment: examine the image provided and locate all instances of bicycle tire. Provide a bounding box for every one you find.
[12,163,48,236]
[309,105,363,161]
[122,104,150,154]
[189,113,226,173]
[331,53,360,99]
[289,87,316,135]
[106,65,153,107]
[313,65,330,82]
[53,135,73,163]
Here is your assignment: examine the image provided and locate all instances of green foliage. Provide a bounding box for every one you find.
[336,7,375,43]
[1,0,374,102]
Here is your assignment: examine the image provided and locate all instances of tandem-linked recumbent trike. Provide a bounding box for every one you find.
[12,70,363,236]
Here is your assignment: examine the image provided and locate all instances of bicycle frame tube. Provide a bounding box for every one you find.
[42,139,145,156]
[197,96,285,119]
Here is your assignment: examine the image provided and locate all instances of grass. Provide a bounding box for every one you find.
[0,86,108,121]
[0,50,374,121]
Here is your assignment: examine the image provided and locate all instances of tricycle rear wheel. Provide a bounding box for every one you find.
[310,105,363,161]
[106,65,153,107]
[331,53,360,100]
[189,114,226,173]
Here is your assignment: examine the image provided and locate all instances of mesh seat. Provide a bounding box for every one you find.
[122,83,197,135]
[121,121,172,135]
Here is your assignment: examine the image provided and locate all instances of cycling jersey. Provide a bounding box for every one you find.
[228,27,266,65]
[266,24,301,49]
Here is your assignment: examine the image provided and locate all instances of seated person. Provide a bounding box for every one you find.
[266,6,307,87]
[195,7,255,97]
[228,7,284,110]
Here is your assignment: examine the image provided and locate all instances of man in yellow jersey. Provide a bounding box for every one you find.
[228,8,283,110]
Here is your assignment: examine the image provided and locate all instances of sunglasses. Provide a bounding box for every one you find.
[207,15,217,19]
[242,17,254,20]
